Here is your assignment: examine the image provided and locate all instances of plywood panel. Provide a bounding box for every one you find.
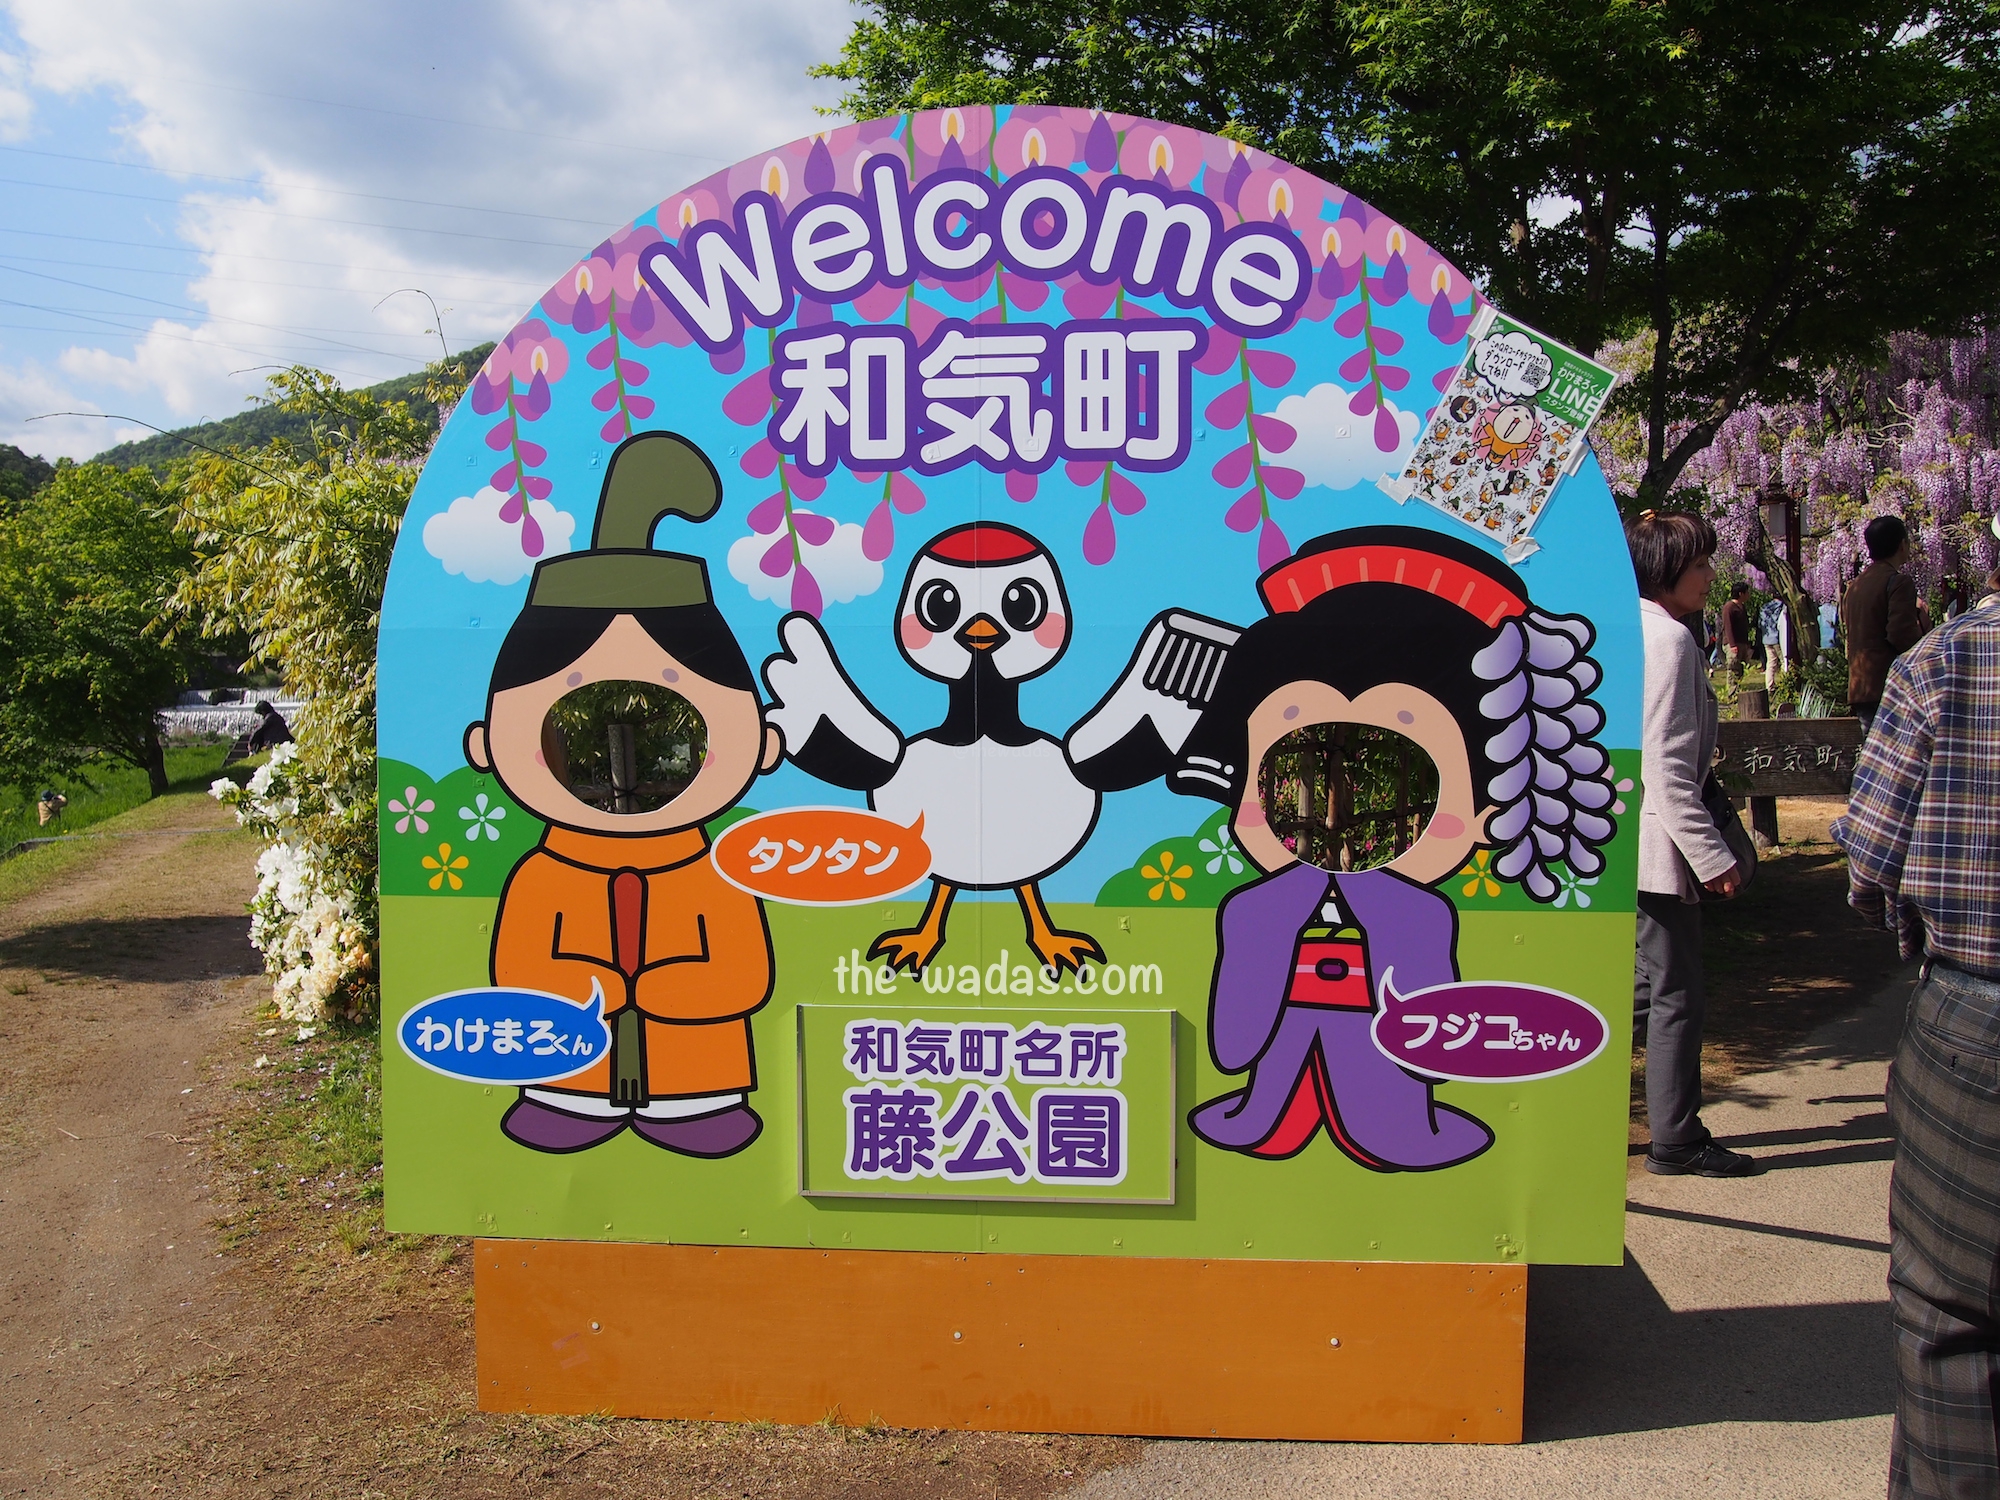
[476,1239,1525,1443]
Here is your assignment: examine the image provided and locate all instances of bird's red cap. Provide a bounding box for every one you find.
[923,522,1043,566]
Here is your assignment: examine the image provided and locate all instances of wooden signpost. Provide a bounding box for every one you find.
[1713,713,1863,845]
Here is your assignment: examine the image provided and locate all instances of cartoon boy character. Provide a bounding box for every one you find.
[1169,525,1617,1170]
[465,431,782,1157]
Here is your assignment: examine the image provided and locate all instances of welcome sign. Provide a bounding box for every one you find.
[380,107,1640,1267]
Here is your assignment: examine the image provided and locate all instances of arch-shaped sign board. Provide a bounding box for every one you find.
[380,107,1637,1441]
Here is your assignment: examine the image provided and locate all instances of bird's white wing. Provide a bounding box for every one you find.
[762,613,902,785]
[1066,610,1240,790]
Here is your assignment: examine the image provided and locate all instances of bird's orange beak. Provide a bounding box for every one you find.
[959,615,1004,650]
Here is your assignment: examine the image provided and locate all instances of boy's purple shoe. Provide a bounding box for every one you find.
[500,1096,628,1153]
[630,1104,763,1158]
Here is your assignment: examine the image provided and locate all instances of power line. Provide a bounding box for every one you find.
[0,262,521,333]
[7,300,445,339]
[0,252,534,310]
[0,175,602,251]
[0,320,374,368]
[0,225,562,286]
[0,299,378,375]
[0,263,429,359]
[0,143,634,229]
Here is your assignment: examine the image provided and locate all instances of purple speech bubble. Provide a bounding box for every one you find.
[1369,967,1610,1084]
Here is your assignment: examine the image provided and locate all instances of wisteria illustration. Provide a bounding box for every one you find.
[1202,332,1305,567]
[469,320,569,557]
[540,225,688,447]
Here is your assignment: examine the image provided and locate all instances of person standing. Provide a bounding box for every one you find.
[1627,511,1755,1177]
[1833,594,2000,1496]
[1842,516,1925,729]
[1719,581,1752,678]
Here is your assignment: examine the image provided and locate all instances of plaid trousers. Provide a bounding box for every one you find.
[1889,960,2000,1497]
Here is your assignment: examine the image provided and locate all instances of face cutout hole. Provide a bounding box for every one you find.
[1257,723,1441,872]
[541,680,707,815]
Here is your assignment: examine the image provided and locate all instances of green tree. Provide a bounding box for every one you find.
[170,354,470,1020]
[0,462,197,796]
[0,443,53,510]
[817,1,2000,501]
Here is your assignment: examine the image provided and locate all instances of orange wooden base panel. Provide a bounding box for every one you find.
[475,1239,1525,1442]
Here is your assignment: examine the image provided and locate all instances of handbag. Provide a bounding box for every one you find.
[1695,769,1758,900]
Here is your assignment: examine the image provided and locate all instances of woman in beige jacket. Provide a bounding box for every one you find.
[1628,511,1755,1177]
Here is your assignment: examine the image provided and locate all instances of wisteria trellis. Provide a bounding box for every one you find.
[1593,331,2000,603]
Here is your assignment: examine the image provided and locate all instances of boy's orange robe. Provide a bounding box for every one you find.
[490,826,772,1102]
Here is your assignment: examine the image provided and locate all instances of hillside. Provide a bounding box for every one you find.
[0,443,53,505]
[94,342,496,470]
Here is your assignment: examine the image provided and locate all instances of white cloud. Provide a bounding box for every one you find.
[0,48,30,141]
[0,357,146,459]
[0,0,847,455]
[728,523,883,607]
[1272,382,1422,493]
[424,487,576,585]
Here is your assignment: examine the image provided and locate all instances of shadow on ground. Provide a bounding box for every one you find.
[1526,1254,1892,1439]
[0,915,258,984]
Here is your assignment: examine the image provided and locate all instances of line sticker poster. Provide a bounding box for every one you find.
[1380,309,1617,561]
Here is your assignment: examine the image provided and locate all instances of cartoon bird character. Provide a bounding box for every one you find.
[764,522,1236,976]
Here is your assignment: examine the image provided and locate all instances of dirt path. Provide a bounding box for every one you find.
[0,799,1130,1498]
[0,787,1900,1497]
[0,796,263,1496]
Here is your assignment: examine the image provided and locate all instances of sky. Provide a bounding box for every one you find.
[0,0,849,461]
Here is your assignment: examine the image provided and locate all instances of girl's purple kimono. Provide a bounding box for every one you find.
[1190,861,1493,1171]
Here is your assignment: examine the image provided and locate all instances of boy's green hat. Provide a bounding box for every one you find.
[526,432,722,609]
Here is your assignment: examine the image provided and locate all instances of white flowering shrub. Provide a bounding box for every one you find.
[212,744,375,1024]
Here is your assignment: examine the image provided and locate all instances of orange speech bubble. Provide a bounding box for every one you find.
[710,806,931,906]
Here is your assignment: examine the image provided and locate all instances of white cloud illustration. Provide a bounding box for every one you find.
[728,521,883,606]
[1271,382,1422,494]
[422,487,576,585]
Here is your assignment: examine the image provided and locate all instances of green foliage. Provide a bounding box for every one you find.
[0,462,199,795]
[813,2,1367,170]
[0,742,228,853]
[820,2,2000,500]
[96,342,494,473]
[1774,648,1851,717]
[378,759,542,899]
[217,1014,400,1266]
[0,443,53,509]
[546,679,707,814]
[172,353,471,1020]
[1095,806,1256,907]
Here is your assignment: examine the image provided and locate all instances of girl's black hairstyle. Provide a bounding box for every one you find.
[1625,509,1716,598]
[1173,526,1618,902]
[1179,583,1507,796]
[488,603,755,698]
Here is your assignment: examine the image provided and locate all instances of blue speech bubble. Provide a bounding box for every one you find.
[398,980,610,1086]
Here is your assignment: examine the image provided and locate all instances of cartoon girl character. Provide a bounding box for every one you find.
[1473,401,1542,470]
[1446,395,1479,425]
[1169,526,1617,1170]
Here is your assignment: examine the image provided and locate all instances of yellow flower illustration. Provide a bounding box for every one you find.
[1459,850,1501,899]
[1141,847,1194,902]
[423,842,470,892]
